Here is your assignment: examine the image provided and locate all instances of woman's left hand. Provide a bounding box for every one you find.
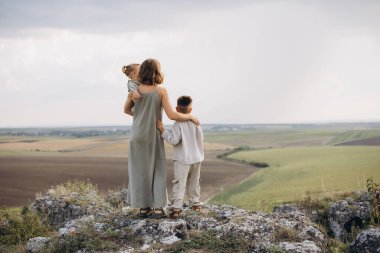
[190,115,200,126]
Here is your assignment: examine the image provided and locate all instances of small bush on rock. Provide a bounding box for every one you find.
[366,177,380,225]
[0,206,52,247]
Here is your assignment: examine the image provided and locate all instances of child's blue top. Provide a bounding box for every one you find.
[127,80,139,92]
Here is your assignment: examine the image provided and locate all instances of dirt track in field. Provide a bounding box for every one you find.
[335,136,380,146]
[0,150,256,207]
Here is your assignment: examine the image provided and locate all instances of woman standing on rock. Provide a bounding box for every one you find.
[124,58,199,218]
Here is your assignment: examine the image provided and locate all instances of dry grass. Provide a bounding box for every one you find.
[0,137,102,153]
[0,135,232,159]
[273,226,301,242]
[47,179,99,197]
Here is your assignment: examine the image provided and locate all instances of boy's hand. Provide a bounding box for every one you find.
[156,120,164,134]
[132,91,142,102]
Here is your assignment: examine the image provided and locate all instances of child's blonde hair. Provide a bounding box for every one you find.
[122,64,140,77]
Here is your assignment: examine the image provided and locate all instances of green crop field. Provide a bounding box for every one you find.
[210,146,380,211]
[328,129,380,145]
[205,126,380,148]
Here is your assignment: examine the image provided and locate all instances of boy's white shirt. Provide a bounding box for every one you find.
[161,121,204,165]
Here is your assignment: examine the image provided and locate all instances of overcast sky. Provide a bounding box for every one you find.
[0,0,379,127]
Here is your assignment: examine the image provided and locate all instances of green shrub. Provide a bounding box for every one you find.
[327,238,349,253]
[0,206,52,247]
[267,245,284,253]
[248,161,269,168]
[366,177,380,225]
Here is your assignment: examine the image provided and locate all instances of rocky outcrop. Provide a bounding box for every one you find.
[327,196,371,241]
[349,228,380,253]
[32,189,112,228]
[28,199,326,252]
[25,187,379,253]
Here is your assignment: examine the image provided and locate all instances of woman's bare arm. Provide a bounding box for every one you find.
[159,86,199,125]
[124,92,134,116]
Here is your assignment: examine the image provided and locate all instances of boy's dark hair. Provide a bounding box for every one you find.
[177,96,192,113]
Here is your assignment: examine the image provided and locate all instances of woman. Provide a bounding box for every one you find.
[124,58,199,218]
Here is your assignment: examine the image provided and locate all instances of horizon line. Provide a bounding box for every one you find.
[1,120,380,129]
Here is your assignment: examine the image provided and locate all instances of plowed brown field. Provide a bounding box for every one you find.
[0,150,255,206]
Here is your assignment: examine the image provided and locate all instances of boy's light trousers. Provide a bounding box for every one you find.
[171,160,202,209]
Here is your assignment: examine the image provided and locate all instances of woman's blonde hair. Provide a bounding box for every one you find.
[138,58,164,85]
[122,64,140,77]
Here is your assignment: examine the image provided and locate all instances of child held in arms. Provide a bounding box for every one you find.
[122,64,142,105]
[156,96,204,219]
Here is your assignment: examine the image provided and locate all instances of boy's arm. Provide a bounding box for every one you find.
[156,121,182,145]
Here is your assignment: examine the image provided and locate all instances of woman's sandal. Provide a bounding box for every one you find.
[169,208,182,219]
[149,207,167,219]
[191,205,202,212]
[139,207,155,218]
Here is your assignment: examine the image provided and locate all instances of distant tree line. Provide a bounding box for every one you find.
[0,127,131,138]
[217,146,269,168]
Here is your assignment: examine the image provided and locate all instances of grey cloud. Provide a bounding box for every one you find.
[1,0,379,38]
[0,0,254,36]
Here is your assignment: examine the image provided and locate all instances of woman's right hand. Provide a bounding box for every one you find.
[190,115,200,126]
[132,91,142,102]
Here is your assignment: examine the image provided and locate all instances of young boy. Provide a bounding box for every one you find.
[156,96,204,219]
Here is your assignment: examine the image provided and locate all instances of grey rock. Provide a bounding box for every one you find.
[207,204,248,219]
[32,191,110,228]
[58,215,94,237]
[279,240,322,253]
[349,228,380,253]
[121,206,134,215]
[299,225,325,241]
[157,219,187,244]
[186,216,219,230]
[328,199,370,240]
[26,237,50,253]
[93,222,109,232]
[273,204,300,214]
